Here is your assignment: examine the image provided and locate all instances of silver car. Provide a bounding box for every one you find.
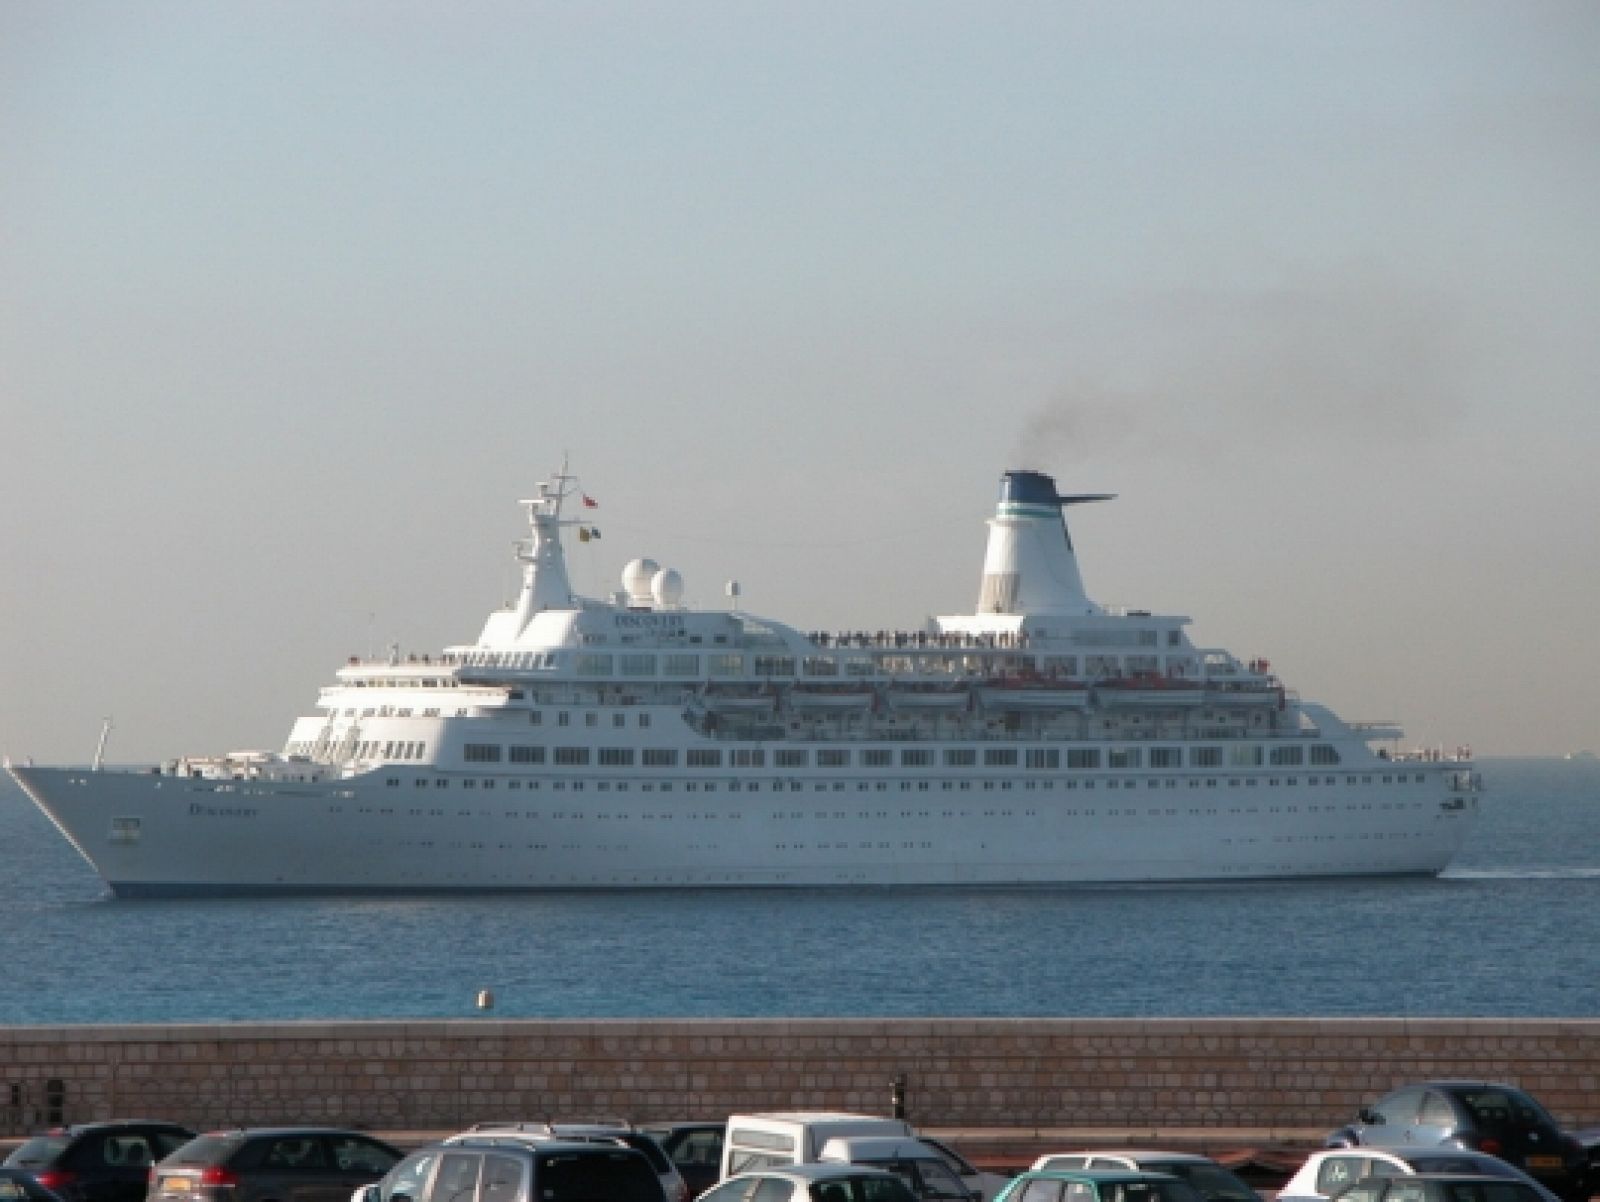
[1279,1149,1562,1202]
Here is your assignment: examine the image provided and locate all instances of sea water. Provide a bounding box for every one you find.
[1,758,1596,1024]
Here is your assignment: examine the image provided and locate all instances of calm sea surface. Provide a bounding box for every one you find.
[2,758,1597,1025]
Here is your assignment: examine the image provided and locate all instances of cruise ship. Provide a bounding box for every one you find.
[7,468,1481,896]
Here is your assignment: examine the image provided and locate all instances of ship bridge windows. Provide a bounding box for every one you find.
[509,745,545,764]
[554,747,590,765]
[818,749,851,767]
[1109,748,1142,769]
[1149,747,1181,769]
[984,748,1018,766]
[1230,745,1264,767]
[944,749,977,767]
[862,749,893,767]
[708,654,745,676]
[1310,744,1342,765]
[1066,749,1100,769]
[662,653,699,676]
[803,656,839,677]
[464,743,502,763]
[687,749,722,767]
[620,654,656,676]
[643,749,678,766]
[900,749,934,766]
[754,655,796,677]
[1191,746,1223,767]
[775,749,808,768]
[1270,745,1304,766]
[1025,749,1059,769]
[599,748,635,766]
[730,749,765,767]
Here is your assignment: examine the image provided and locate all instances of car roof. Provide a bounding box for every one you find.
[443,1138,649,1158]
[1354,1174,1536,1188]
[1373,1175,1529,1182]
[821,1137,942,1158]
[1024,1171,1188,1184]
[731,1164,909,1184]
[1044,1152,1215,1165]
[197,1128,377,1138]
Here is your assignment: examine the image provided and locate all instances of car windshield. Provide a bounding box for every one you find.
[162,1137,239,1167]
[1440,1184,1539,1202]
[810,1177,918,1202]
[376,1150,443,1202]
[1153,1165,1257,1202]
[4,1139,70,1167]
[1404,1158,1510,1179]
[535,1151,661,1202]
[1451,1090,1554,1130]
[1104,1182,1207,1202]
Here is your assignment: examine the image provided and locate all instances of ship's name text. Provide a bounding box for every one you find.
[189,802,259,818]
[614,614,686,631]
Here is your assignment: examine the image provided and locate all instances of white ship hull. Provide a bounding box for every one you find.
[9,465,1481,896]
[10,750,1476,897]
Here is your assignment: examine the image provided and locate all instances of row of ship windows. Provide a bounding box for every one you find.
[457,741,1342,769]
[452,649,1191,675]
[355,800,1412,821]
[381,774,1427,794]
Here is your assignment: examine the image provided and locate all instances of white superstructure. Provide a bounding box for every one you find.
[7,467,1480,897]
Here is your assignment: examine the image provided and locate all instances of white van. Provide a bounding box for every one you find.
[719,1113,914,1180]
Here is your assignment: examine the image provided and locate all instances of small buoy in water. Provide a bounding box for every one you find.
[476,989,494,1011]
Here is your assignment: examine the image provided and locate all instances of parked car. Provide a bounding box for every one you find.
[1026,1152,1258,1202]
[148,1128,401,1202]
[695,1163,920,1202]
[1,1167,66,1202]
[720,1115,916,1179]
[354,1139,664,1202]
[1279,1147,1564,1202]
[458,1123,687,1202]
[1325,1082,1589,1202]
[819,1136,977,1202]
[1327,1173,1550,1202]
[640,1124,725,1200]
[995,1170,1206,1202]
[4,1122,195,1202]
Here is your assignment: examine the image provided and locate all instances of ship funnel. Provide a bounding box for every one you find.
[975,469,1111,616]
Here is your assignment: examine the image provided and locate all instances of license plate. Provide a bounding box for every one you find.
[1525,1156,1562,1170]
[162,1179,192,1193]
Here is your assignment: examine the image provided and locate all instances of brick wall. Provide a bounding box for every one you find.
[3,1018,1596,1137]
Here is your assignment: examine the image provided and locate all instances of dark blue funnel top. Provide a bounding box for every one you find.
[1000,470,1060,506]
[1000,470,1115,509]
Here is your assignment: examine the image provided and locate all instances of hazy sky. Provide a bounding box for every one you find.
[4,1,1598,763]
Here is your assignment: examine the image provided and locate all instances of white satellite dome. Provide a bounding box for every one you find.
[651,567,684,609]
[621,558,659,606]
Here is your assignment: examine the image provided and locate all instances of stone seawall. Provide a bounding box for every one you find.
[4,1018,1597,1137]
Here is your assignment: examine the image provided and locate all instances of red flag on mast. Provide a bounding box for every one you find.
[581,492,598,509]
